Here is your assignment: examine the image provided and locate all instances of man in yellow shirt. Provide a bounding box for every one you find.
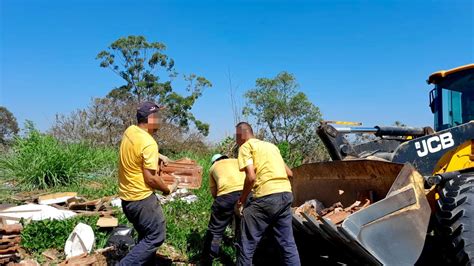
[118,101,177,266]
[201,154,245,265]
[235,122,300,266]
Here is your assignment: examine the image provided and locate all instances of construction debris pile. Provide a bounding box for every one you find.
[0,194,120,265]
[0,158,204,265]
[0,193,119,226]
[294,198,371,225]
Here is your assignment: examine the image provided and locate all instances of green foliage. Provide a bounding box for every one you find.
[244,71,329,164]
[277,141,303,168]
[216,136,238,158]
[0,106,19,145]
[0,122,117,189]
[96,35,212,136]
[21,215,109,254]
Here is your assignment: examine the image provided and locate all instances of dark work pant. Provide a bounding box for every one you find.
[120,194,166,266]
[237,192,300,266]
[202,191,242,264]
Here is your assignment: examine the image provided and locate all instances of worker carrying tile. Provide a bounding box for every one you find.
[201,153,246,265]
[234,122,300,266]
[117,101,178,266]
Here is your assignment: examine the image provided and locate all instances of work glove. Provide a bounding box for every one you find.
[234,201,244,217]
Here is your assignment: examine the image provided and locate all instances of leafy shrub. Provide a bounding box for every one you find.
[21,215,107,254]
[0,123,117,189]
[20,210,130,259]
[277,141,303,168]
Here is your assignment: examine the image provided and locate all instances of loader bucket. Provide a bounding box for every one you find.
[291,160,430,265]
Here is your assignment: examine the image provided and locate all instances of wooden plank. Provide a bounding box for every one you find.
[68,199,102,211]
[96,217,118,228]
[38,192,77,205]
[74,210,114,217]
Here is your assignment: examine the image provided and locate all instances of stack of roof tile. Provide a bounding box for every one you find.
[0,224,23,265]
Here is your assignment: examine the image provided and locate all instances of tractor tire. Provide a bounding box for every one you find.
[435,174,474,265]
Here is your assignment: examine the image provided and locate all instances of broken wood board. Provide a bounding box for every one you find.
[68,199,103,211]
[96,217,118,228]
[38,192,77,205]
[74,210,114,217]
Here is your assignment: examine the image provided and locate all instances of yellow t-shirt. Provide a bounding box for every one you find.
[118,125,159,201]
[237,138,292,198]
[209,159,245,197]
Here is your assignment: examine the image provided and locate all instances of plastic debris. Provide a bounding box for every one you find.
[156,188,198,204]
[0,204,76,225]
[110,198,122,208]
[64,223,95,259]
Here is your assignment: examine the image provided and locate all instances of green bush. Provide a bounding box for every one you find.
[21,210,130,255]
[0,124,117,189]
[277,141,303,168]
[21,216,106,254]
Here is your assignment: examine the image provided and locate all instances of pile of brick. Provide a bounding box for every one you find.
[0,224,23,265]
[318,199,371,225]
[294,198,371,225]
[159,158,203,189]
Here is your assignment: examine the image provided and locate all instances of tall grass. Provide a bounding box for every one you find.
[0,126,117,189]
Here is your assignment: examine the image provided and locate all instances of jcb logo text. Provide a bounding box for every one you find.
[414,132,455,157]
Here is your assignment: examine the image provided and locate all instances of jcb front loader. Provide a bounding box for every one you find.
[291,64,474,265]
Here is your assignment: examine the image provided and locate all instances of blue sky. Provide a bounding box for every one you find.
[1,0,473,142]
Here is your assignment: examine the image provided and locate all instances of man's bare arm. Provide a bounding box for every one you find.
[210,173,217,198]
[239,164,256,205]
[285,164,293,179]
[143,168,171,194]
